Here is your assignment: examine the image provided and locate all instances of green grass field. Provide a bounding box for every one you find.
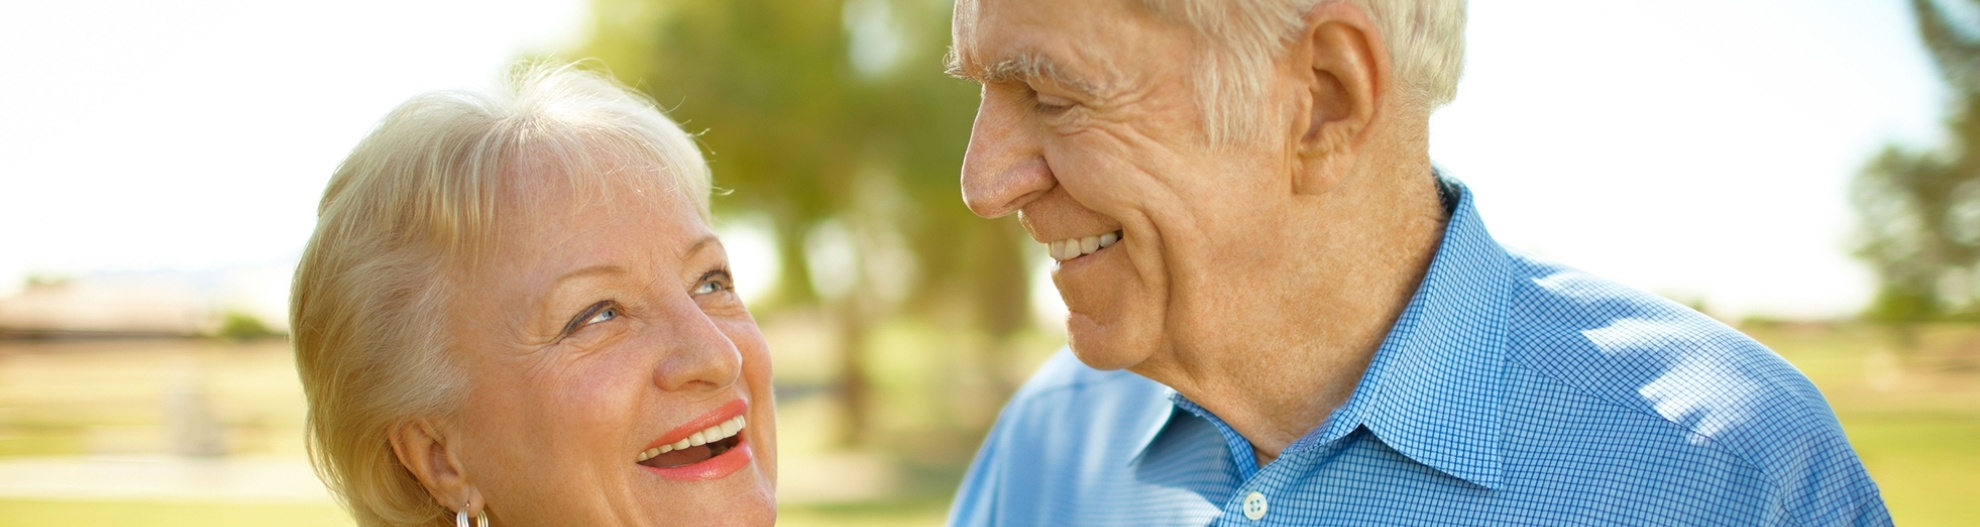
[0,500,355,527]
[1745,323,1980,525]
[0,323,1973,526]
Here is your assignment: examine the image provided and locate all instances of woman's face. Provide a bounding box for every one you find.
[440,167,775,526]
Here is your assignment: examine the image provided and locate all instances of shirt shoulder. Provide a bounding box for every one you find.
[1500,252,1887,525]
[949,349,1185,527]
[992,348,1173,446]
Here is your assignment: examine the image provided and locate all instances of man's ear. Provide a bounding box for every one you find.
[1288,2,1391,195]
[389,419,483,515]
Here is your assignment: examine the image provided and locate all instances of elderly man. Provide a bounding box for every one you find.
[944,0,1889,525]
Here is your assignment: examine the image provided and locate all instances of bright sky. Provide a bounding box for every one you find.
[0,0,1947,320]
[0,0,592,296]
[1433,0,1943,319]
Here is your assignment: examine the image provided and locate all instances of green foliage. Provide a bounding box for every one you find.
[1863,284,1943,325]
[216,312,280,341]
[573,0,1027,322]
[22,274,71,288]
[1852,0,1980,327]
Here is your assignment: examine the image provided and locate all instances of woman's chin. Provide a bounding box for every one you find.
[653,467,777,526]
[628,444,776,525]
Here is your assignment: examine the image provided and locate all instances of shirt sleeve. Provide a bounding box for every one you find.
[1769,419,1893,527]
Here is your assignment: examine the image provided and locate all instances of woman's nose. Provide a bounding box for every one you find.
[960,94,1055,219]
[650,300,742,393]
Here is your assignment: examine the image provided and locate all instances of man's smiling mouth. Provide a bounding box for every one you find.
[1047,230,1122,262]
[635,414,745,469]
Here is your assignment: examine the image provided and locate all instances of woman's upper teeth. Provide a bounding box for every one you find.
[635,415,746,463]
[1049,231,1121,261]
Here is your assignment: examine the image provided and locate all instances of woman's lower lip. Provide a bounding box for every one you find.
[641,435,752,481]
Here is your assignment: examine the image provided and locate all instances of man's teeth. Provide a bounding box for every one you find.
[1048,231,1121,262]
[635,415,746,463]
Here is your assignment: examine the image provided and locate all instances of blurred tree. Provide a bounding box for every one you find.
[1852,0,1980,344]
[216,311,280,341]
[573,0,1032,445]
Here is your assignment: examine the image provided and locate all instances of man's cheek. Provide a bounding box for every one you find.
[1052,157,1151,211]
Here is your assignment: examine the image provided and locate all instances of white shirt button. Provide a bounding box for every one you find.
[1242,491,1268,521]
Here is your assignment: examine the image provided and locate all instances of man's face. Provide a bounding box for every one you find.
[952,0,1299,370]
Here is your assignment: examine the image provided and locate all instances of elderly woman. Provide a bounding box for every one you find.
[290,64,775,526]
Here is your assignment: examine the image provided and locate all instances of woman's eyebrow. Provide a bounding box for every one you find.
[685,235,721,257]
[553,264,627,285]
[546,236,716,289]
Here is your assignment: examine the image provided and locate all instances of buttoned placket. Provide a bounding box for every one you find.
[1213,431,1356,526]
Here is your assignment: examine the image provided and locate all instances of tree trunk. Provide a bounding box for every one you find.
[833,295,872,448]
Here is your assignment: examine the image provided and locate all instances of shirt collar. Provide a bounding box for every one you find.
[1127,173,1513,489]
[1336,174,1512,488]
[1125,392,1178,467]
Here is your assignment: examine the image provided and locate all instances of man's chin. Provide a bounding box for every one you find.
[1064,313,1155,371]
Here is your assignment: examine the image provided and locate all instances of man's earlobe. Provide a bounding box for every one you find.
[1291,5,1387,195]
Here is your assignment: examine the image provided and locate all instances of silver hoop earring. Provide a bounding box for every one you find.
[455,509,489,527]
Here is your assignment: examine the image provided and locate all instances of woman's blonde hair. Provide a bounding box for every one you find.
[290,62,711,527]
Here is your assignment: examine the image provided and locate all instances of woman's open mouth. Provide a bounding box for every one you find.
[635,400,753,481]
[636,414,744,468]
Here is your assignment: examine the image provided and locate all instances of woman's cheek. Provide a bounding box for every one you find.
[716,318,771,364]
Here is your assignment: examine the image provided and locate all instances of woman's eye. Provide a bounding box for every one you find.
[584,305,618,325]
[693,280,729,295]
[560,301,619,338]
[692,270,735,297]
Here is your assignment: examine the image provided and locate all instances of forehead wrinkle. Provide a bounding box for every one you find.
[948,2,1144,99]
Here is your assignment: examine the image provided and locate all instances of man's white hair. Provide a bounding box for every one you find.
[1139,0,1466,143]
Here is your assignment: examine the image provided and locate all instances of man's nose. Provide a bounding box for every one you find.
[960,94,1054,218]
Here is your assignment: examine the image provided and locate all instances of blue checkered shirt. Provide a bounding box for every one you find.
[948,177,1889,526]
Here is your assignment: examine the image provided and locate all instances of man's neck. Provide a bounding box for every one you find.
[1134,153,1448,466]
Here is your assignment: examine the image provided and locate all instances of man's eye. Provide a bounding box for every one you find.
[1034,93,1074,113]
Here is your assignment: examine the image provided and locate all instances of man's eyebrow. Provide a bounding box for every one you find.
[945,48,1098,95]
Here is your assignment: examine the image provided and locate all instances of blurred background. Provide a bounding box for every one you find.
[0,0,1975,525]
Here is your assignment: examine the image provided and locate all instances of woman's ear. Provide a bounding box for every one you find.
[1287,2,1391,195]
[389,419,483,515]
